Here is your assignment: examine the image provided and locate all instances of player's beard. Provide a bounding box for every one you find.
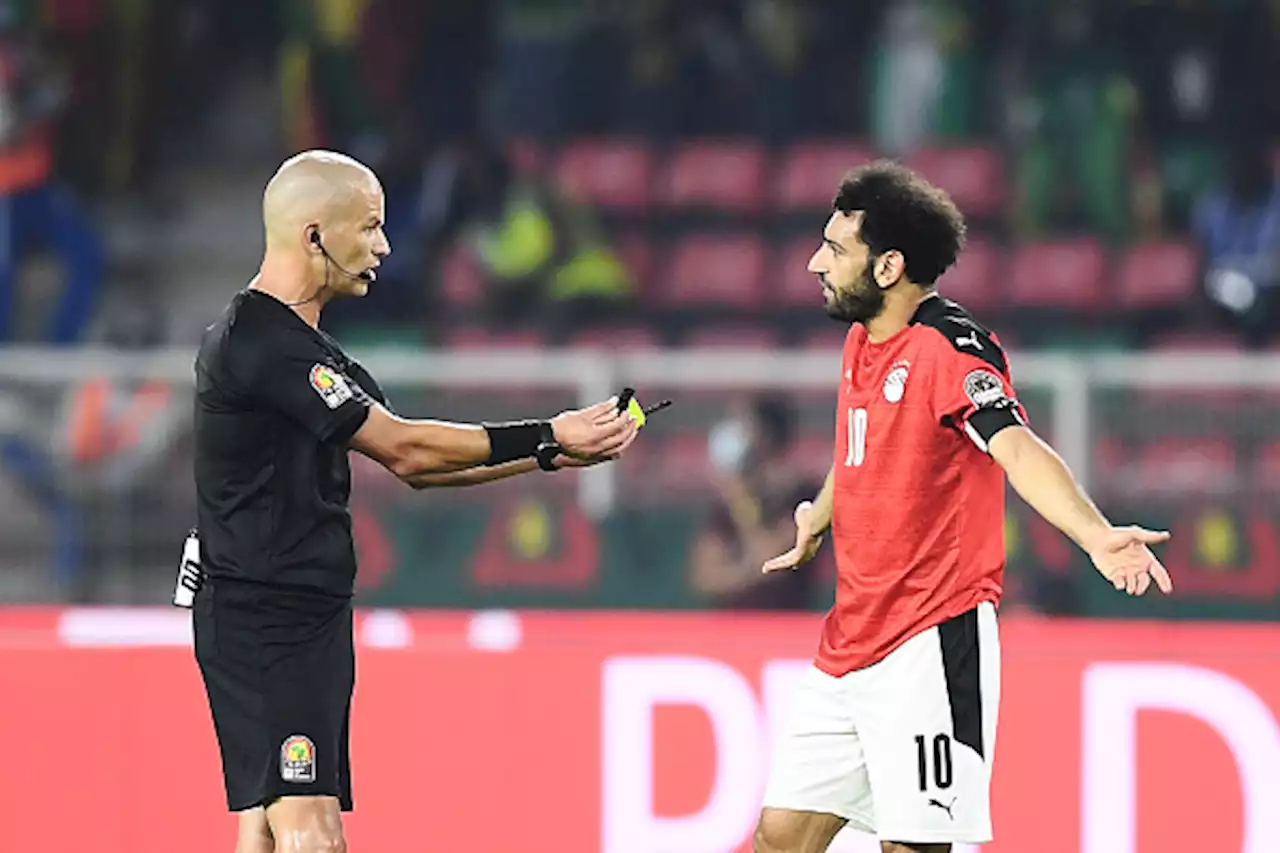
[823,258,885,324]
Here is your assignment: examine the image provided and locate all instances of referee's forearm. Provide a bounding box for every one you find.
[396,420,494,475]
[405,458,539,489]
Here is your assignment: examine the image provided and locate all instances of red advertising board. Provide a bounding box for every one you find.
[0,609,1277,853]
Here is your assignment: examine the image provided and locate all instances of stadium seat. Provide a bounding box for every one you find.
[772,237,822,308]
[1117,240,1199,309]
[442,327,546,349]
[1147,330,1244,352]
[615,232,654,290]
[440,245,485,309]
[1007,239,1106,311]
[658,233,767,309]
[553,139,652,212]
[904,145,1005,218]
[682,322,782,348]
[1138,330,1248,407]
[568,325,662,350]
[1254,441,1280,496]
[1124,438,1240,499]
[937,237,1001,312]
[658,141,767,214]
[774,142,876,212]
[798,326,850,350]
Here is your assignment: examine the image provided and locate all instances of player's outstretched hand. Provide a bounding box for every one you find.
[551,399,639,461]
[1087,526,1174,596]
[762,500,824,573]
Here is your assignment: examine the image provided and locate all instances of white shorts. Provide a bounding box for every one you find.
[763,602,1001,845]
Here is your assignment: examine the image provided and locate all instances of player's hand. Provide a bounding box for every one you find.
[551,399,639,460]
[1087,526,1174,596]
[762,500,824,573]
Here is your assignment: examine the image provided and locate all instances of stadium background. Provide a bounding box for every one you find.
[0,1,1278,850]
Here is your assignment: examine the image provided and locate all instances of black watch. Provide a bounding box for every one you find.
[535,421,562,472]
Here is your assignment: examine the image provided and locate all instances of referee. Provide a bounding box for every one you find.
[190,150,637,853]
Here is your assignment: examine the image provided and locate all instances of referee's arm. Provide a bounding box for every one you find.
[351,405,494,478]
[350,403,635,485]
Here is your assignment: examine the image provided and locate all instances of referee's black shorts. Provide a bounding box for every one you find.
[193,578,354,812]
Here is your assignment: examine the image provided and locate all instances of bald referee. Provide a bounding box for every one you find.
[189,150,638,853]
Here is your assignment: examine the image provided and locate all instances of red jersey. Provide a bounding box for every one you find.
[816,296,1026,676]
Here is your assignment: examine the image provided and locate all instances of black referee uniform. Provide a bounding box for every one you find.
[192,288,386,812]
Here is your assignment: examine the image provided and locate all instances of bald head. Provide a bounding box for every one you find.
[263,150,381,248]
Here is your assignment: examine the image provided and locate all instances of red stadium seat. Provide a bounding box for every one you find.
[937,237,1001,311]
[1148,330,1244,352]
[774,142,876,212]
[1117,241,1199,309]
[553,139,652,212]
[683,323,782,348]
[442,327,546,349]
[772,237,822,308]
[1122,439,1239,499]
[1008,239,1106,311]
[1255,441,1280,496]
[440,245,485,309]
[799,327,850,350]
[1140,331,1247,406]
[658,233,767,309]
[568,325,661,350]
[904,146,1005,218]
[615,232,653,290]
[658,141,766,214]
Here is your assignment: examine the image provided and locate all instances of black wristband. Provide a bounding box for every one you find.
[483,420,556,466]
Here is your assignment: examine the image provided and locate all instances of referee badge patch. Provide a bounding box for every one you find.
[963,369,1008,409]
[309,363,353,410]
[280,735,316,783]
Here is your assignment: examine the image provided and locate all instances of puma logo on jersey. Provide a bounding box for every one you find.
[928,796,957,820]
[955,332,983,350]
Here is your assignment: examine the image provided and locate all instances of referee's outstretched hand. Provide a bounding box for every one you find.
[551,399,640,461]
[1087,526,1174,596]
[762,500,825,573]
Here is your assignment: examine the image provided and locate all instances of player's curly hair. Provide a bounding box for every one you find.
[832,160,966,286]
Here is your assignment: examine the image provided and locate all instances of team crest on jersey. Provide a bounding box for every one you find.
[280,735,316,783]
[309,363,353,410]
[964,368,1008,408]
[882,360,910,403]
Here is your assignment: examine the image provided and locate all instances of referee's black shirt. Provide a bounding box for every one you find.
[194,289,388,598]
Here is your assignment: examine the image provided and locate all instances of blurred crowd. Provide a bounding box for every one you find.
[1,0,1279,609]
[0,0,1276,349]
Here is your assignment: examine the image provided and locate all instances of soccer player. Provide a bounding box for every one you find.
[190,150,637,853]
[753,162,1173,853]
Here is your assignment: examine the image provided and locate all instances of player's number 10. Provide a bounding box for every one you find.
[845,407,868,467]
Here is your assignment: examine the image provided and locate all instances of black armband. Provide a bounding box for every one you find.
[483,420,558,467]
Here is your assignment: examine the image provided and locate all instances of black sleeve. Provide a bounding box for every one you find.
[245,329,374,444]
[346,361,392,413]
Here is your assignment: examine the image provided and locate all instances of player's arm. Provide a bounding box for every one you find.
[988,427,1111,551]
[807,466,836,535]
[987,422,1173,596]
[350,403,635,483]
